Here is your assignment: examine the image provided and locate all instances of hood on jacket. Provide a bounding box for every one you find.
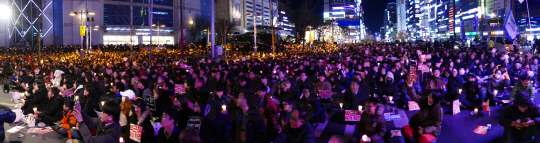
[376,104,385,116]
[121,89,136,101]
[385,71,395,84]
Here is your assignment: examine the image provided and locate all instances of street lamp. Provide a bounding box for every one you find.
[152,23,166,46]
[246,12,262,56]
[189,20,193,25]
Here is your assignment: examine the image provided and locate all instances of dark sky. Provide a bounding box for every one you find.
[288,0,391,34]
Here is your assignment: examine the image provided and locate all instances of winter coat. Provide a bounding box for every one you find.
[344,89,365,110]
[156,126,182,143]
[23,89,49,114]
[424,76,447,91]
[78,111,122,143]
[499,104,540,140]
[406,87,443,137]
[511,82,535,101]
[59,110,77,139]
[37,94,64,125]
[0,105,16,142]
[446,75,464,98]
[357,104,387,142]
[275,121,316,143]
[378,71,400,99]
[122,110,155,143]
[487,76,510,98]
[230,107,266,143]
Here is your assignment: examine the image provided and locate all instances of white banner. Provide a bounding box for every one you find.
[504,8,518,41]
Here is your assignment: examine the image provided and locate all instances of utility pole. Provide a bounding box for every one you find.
[270,0,275,54]
[180,0,184,58]
[149,1,153,60]
[211,0,215,58]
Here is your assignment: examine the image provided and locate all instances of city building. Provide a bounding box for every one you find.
[396,0,407,35]
[323,0,365,41]
[384,2,397,41]
[5,0,211,46]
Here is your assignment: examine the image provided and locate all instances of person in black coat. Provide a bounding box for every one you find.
[343,80,366,110]
[122,98,155,143]
[460,73,485,111]
[22,81,49,115]
[230,92,266,143]
[275,108,316,143]
[157,107,182,143]
[36,87,64,125]
[83,86,101,118]
[499,92,540,142]
[153,88,172,121]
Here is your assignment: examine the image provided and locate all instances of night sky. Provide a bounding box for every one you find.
[288,0,391,34]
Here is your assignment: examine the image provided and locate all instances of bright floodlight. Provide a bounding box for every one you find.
[0,5,11,19]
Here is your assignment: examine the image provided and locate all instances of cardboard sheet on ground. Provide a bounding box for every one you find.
[6,126,24,133]
[473,126,488,135]
[408,101,420,110]
[344,110,361,121]
[453,100,461,115]
[130,124,143,142]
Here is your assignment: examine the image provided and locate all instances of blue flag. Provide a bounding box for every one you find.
[461,17,467,44]
[504,7,519,42]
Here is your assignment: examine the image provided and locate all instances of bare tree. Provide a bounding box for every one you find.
[188,16,209,44]
[216,19,233,46]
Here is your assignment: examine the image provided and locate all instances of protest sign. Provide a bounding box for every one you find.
[129,124,143,142]
[175,84,186,94]
[408,101,420,110]
[344,110,361,121]
[453,100,461,115]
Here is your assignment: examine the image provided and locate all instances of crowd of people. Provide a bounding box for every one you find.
[0,39,539,143]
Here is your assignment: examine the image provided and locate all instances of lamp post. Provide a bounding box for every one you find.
[246,13,262,56]
[152,22,165,46]
[69,8,94,63]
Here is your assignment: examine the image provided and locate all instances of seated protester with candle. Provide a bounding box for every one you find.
[275,108,316,143]
[460,73,486,113]
[21,81,49,115]
[351,98,386,143]
[157,107,182,143]
[35,87,64,126]
[487,69,511,105]
[71,100,122,143]
[511,72,535,102]
[499,92,540,142]
[297,88,325,123]
[377,71,400,104]
[121,98,154,143]
[344,80,365,110]
[83,86,102,118]
[55,99,77,139]
[229,91,266,142]
[445,69,464,104]
[405,80,443,143]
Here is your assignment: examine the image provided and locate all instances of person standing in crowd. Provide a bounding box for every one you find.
[157,107,182,143]
[230,91,266,142]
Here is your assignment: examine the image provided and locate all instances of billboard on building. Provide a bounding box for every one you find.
[231,0,242,25]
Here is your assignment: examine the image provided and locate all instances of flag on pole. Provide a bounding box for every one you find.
[473,13,478,31]
[461,17,467,44]
[504,8,519,42]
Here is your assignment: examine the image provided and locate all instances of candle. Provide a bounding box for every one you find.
[358,105,363,111]
[494,90,498,95]
[339,103,343,109]
[101,101,105,106]
[401,72,403,76]
[362,134,369,142]
[75,96,79,101]
[459,89,462,94]
[474,108,478,115]
[111,83,113,86]
[389,96,393,101]
[33,107,37,113]
[25,91,28,95]
[119,137,124,143]
[222,105,227,111]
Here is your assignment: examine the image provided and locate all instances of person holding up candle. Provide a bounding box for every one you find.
[499,92,540,142]
[21,81,49,115]
[351,98,386,143]
[343,80,366,110]
[404,79,443,143]
[487,69,511,106]
[71,100,122,143]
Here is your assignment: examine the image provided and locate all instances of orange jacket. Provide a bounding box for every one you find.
[60,110,77,139]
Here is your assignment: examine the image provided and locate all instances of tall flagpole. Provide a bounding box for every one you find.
[526,0,532,37]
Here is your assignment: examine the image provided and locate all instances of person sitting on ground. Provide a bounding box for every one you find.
[499,92,540,142]
[511,72,535,102]
[71,100,122,143]
[487,69,511,106]
[460,73,485,113]
[353,98,386,143]
[54,99,77,139]
[157,107,182,143]
[21,81,49,115]
[35,87,64,126]
[405,79,443,143]
[275,108,316,143]
[121,97,154,143]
